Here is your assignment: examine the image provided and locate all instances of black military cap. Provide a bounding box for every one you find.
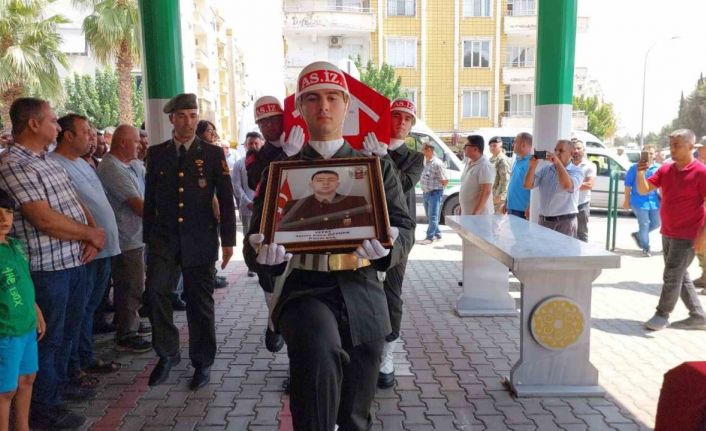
[163,93,198,114]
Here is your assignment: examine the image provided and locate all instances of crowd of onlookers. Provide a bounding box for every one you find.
[0,98,239,429]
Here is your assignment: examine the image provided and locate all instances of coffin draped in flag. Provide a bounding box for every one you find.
[283,72,391,150]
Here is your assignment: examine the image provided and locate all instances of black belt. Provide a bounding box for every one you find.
[542,213,577,222]
[578,202,590,210]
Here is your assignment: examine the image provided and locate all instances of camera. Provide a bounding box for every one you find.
[534,150,548,160]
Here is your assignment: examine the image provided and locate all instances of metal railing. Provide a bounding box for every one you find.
[505,7,535,16]
[284,1,372,13]
[605,170,620,251]
[503,61,535,68]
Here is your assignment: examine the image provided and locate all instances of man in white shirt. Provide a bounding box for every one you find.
[571,139,596,242]
[459,135,495,215]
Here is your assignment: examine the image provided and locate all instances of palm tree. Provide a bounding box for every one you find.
[78,0,139,125]
[0,0,68,129]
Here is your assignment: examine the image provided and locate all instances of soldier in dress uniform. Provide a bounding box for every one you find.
[246,96,305,191]
[361,98,424,388]
[244,61,414,431]
[279,170,373,232]
[143,93,236,390]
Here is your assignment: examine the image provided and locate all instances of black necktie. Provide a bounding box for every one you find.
[178,144,186,167]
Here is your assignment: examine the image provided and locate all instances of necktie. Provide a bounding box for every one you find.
[178,144,186,167]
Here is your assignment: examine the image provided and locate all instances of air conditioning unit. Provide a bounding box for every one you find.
[329,36,343,48]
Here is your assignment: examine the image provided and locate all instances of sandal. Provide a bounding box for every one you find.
[71,370,100,389]
[84,359,122,374]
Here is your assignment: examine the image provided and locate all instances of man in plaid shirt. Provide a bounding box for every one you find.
[0,98,105,429]
[419,142,448,244]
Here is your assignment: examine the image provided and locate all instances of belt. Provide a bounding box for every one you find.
[542,213,577,222]
[578,202,590,210]
[291,253,371,272]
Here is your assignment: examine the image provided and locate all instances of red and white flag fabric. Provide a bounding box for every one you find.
[283,72,391,150]
[276,175,292,224]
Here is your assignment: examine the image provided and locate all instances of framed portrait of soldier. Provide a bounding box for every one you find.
[259,157,392,254]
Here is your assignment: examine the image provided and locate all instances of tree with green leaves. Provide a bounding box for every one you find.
[573,95,617,141]
[62,68,143,129]
[353,56,404,101]
[0,0,68,129]
[76,0,140,125]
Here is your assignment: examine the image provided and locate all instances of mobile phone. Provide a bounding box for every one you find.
[640,151,649,163]
[534,150,547,160]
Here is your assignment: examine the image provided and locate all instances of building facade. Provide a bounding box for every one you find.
[51,0,245,144]
[283,0,590,137]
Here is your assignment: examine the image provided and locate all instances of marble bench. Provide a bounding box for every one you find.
[446,215,620,397]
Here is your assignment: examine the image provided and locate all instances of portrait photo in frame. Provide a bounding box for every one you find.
[259,157,392,254]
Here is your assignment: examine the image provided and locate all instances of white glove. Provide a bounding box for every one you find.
[249,233,292,266]
[354,227,399,260]
[361,132,388,157]
[278,126,305,156]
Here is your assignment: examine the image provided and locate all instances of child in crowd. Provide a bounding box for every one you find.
[0,188,45,431]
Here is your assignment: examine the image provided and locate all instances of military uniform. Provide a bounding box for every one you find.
[144,136,236,369]
[244,142,414,430]
[246,141,286,191]
[384,144,423,340]
[279,193,372,231]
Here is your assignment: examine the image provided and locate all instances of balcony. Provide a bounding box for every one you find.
[500,110,588,130]
[283,1,376,35]
[504,13,590,35]
[502,63,535,85]
[502,65,589,88]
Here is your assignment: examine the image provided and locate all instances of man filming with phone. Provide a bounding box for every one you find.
[523,139,584,237]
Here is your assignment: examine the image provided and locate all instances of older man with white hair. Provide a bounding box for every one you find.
[523,139,584,237]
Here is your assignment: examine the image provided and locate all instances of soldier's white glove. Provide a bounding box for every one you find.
[249,234,292,266]
[361,132,387,157]
[354,227,399,261]
[278,125,305,156]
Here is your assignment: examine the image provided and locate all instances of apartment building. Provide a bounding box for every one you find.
[283,0,590,137]
[51,0,245,143]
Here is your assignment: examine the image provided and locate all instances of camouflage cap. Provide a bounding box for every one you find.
[163,93,198,114]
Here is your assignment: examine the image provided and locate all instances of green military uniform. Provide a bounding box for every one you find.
[144,134,236,369]
[244,142,414,430]
[384,144,423,341]
[279,193,372,232]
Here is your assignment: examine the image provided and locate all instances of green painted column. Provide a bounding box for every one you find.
[138,0,184,143]
[530,0,578,221]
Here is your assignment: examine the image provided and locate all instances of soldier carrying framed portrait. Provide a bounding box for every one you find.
[258,157,393,254]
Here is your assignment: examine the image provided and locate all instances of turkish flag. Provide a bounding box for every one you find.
[283,72,391,150]
[276,175,292,224]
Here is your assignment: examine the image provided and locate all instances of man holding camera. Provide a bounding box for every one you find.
[523,139,584,237]
[637,129,706,331]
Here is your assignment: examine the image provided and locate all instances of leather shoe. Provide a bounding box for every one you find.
[190,367,211,390]
[377,371,395,389]
[214,275,228,289]
[148,354,181,386]
[265,328,285,353]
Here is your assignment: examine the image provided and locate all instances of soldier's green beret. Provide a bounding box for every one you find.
[163,93,198,114]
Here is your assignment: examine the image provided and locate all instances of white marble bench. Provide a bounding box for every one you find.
[446,215,620,397]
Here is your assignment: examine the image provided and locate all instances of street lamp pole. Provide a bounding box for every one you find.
[639,36,680,148]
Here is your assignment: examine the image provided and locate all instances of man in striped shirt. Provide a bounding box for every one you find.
[0,98,105,430]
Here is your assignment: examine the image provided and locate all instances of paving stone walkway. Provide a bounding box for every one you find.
[64,214,706,430]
